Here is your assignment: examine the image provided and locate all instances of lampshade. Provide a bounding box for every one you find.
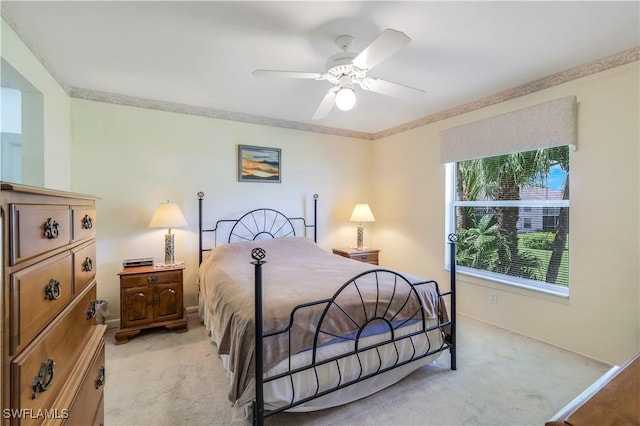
[149,202,188,231]
[149,201,187,265]
[335,87,357,111]
[350,204,375,223]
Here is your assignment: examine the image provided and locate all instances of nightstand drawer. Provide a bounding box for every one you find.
[332,248,380,265]
[120,270,182,288]
[352,251,378,263]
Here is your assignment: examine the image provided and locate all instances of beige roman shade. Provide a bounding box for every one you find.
[440,96,577,163]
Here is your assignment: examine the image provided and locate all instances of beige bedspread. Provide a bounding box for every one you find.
[198,237,444,402]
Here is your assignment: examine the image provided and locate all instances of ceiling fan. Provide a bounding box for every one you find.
[253,29,425,120]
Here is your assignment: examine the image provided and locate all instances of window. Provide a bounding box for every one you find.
[446,146,570,295]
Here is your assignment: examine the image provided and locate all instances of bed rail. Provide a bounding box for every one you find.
[251,234,458,425]
[197,192,318,264]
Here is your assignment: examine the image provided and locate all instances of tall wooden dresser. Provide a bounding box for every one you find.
[1,183,106,425]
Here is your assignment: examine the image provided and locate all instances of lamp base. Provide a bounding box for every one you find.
[164,233,175,265]
[356,225,364,250]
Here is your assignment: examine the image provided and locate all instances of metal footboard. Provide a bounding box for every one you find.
[251,235,457,425]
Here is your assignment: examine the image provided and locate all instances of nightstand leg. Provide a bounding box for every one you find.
[114,329,141,345]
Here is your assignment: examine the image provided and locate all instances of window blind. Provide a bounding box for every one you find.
[440,96,577,164]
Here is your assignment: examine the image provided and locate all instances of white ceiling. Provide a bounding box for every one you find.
[3,1,639,136]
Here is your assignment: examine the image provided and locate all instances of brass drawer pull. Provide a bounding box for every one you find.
[147,276,158,283]
[87,300,97,320]
[32,358,55,399]
[44,279,62,301]
[82,257,94,272]
[43,218,60,239]
[81,214,93,229]
[96,366,105,389]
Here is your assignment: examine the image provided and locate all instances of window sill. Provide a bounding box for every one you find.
[450,265,569,299]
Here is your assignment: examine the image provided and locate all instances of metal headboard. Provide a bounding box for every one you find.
[197,192,318,264]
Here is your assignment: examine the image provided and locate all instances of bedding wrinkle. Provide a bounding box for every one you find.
[198,237,444,402]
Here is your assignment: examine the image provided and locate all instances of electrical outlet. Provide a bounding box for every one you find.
[489,292,498,305]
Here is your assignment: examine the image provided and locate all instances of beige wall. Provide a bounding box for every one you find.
[1,18,72,190]
[70,99,373,317]
[372,62,640,365]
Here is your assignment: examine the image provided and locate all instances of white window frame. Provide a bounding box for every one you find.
[444,164,570,297]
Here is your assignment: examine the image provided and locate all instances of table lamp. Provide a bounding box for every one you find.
[149,201,188,265]
[350,203,375,250]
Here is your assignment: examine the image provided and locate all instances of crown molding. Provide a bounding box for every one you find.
[3,4,637,141]
[372,46,639,140]
[69,88,373,140]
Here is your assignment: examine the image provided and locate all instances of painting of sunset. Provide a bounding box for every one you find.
[238,145,281,182]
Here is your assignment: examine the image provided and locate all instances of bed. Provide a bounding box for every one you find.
[196,193,457,425]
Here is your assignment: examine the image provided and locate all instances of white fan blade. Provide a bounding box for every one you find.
[361,78,425,100]
[312,87,338,120]
[253,70,324,79]
[352,29,410,71]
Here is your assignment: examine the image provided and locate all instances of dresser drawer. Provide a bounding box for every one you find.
[73,242,96,295]
[64,341,105,426]
[120,270,182,288]
[10,283,98,416]
[9,253,73,356]
[71,207,96,243]
[10,204,71,265]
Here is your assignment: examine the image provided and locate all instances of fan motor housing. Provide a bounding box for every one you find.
[325,52,356,72]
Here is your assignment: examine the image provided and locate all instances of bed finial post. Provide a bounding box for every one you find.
[197,192,204,265]
[448,233,458,371]
[251,247,266,426]
[313,194,319,243]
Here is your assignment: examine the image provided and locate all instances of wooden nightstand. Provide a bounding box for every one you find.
[332,248,380,265]
[115,264,188,344]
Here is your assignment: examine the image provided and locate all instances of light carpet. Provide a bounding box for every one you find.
[104,314,609,426]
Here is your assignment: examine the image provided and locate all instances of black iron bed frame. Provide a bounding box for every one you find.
[197,192,457,426]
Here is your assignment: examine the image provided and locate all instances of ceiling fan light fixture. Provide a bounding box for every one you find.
[335,87,357,111]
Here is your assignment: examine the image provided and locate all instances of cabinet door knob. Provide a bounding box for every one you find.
[148,276,158,283]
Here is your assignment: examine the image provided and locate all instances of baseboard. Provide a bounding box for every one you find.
[104,305,199,330]
[105,318,119,330]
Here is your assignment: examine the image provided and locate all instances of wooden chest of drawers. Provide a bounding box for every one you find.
[1,182,105,425]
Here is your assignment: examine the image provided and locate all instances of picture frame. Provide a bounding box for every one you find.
[237,144,281,183]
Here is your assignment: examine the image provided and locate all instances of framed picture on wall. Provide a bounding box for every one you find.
[237,144,282,183]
